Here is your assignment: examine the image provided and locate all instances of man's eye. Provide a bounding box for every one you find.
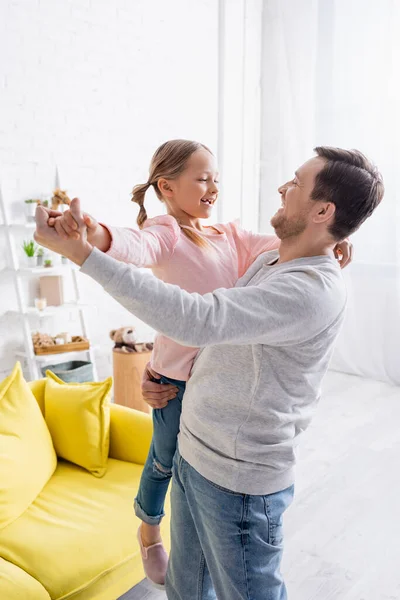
[214,180,219,184]
[199,178,207,182]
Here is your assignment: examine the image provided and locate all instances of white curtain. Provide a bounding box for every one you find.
[260,0,400,384]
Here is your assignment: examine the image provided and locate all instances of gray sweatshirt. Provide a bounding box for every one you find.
[81,248,346,495]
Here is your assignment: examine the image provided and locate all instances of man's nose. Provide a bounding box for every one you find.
[278,184,286,195]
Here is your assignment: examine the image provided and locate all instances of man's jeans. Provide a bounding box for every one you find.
[134,376,186,525]
[166,451,294,600]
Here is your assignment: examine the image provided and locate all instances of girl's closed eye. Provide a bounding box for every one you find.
[199,178,219,184]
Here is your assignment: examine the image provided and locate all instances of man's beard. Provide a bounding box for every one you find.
[270,210,308,240]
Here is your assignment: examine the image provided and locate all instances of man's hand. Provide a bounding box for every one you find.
[334,238,353,269]
[141,363,179,409]
[34,198,93,266]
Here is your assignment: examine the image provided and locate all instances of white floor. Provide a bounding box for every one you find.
[120,370,400,600]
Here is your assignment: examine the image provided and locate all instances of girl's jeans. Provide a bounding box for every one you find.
[134,376,186,525]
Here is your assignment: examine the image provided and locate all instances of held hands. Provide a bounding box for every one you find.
[48,207,99,241]
[46,204,112,252]
[34,198,93,266]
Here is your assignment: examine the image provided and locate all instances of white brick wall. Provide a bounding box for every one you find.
[0,0,218,380]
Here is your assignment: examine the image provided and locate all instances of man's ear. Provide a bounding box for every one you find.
[314,202,336,224]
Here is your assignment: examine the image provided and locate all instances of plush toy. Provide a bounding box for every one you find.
[110,326,153,353]
[51,188,71,211]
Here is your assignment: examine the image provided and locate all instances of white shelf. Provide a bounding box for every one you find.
[1,264,76,277]
[8,303,89,318]
[0,222,36,230]
[15,347,94,362]
[1,189,99,381]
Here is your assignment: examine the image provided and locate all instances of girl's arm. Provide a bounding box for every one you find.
[86,218,112,252]
[231,223,280,276]
[244,231,281,260]
[52,209,180,268]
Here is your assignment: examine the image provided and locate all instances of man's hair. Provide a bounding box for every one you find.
[312,147,384,241]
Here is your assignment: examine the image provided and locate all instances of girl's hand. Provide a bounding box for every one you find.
[334,238,353,269]
[141,363,179,409]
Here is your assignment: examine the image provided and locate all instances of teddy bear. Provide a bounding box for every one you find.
[51,188,71,211]
[109,326,154,353]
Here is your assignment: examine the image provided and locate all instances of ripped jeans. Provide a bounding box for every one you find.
[134,376,186,525]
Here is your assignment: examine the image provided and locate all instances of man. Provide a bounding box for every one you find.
[35,147,384,599]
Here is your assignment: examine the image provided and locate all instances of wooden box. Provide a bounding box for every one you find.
[112,350,152,414]
[34,340,90,355]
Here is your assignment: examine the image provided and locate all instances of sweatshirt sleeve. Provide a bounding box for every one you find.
[104,215,180,268]
[81,248,345,348]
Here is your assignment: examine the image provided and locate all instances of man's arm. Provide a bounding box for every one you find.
[81,248,344,348]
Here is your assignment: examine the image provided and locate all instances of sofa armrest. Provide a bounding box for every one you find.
[109,404,153,465]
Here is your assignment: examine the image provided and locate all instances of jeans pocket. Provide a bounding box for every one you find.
[263,485,294,546]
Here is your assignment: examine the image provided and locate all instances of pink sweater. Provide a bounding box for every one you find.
[105,215,280,381]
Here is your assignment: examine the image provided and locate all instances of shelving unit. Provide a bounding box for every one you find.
[0,196,98,381]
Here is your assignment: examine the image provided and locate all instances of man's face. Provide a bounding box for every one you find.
[271,157,326,239]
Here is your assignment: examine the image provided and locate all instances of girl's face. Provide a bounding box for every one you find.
[160,149,219,220]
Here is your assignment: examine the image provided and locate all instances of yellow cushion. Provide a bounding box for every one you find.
[0,363,57,529]
[0,557,51,600]
[109,403,153,464]
[0,459,171,600]
[44,371,112,477]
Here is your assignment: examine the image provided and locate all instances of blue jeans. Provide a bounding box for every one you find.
[134,376,186,525]
[166,451,294,600]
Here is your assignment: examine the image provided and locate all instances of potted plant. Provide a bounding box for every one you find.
[44,258,53,268]
[36,247,44,266]
[24,199,39,222]
[22,240,37,267]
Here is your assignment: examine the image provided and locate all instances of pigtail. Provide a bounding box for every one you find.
[179,225,211,249]
[131,183,151,229]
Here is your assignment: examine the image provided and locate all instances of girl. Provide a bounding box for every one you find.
[50,139,351,589]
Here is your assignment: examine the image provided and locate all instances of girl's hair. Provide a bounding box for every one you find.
[131,139,213,248]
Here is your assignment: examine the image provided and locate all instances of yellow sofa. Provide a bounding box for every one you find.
[0,378,170,600]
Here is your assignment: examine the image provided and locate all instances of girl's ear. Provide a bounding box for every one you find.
[158,178,174,198]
